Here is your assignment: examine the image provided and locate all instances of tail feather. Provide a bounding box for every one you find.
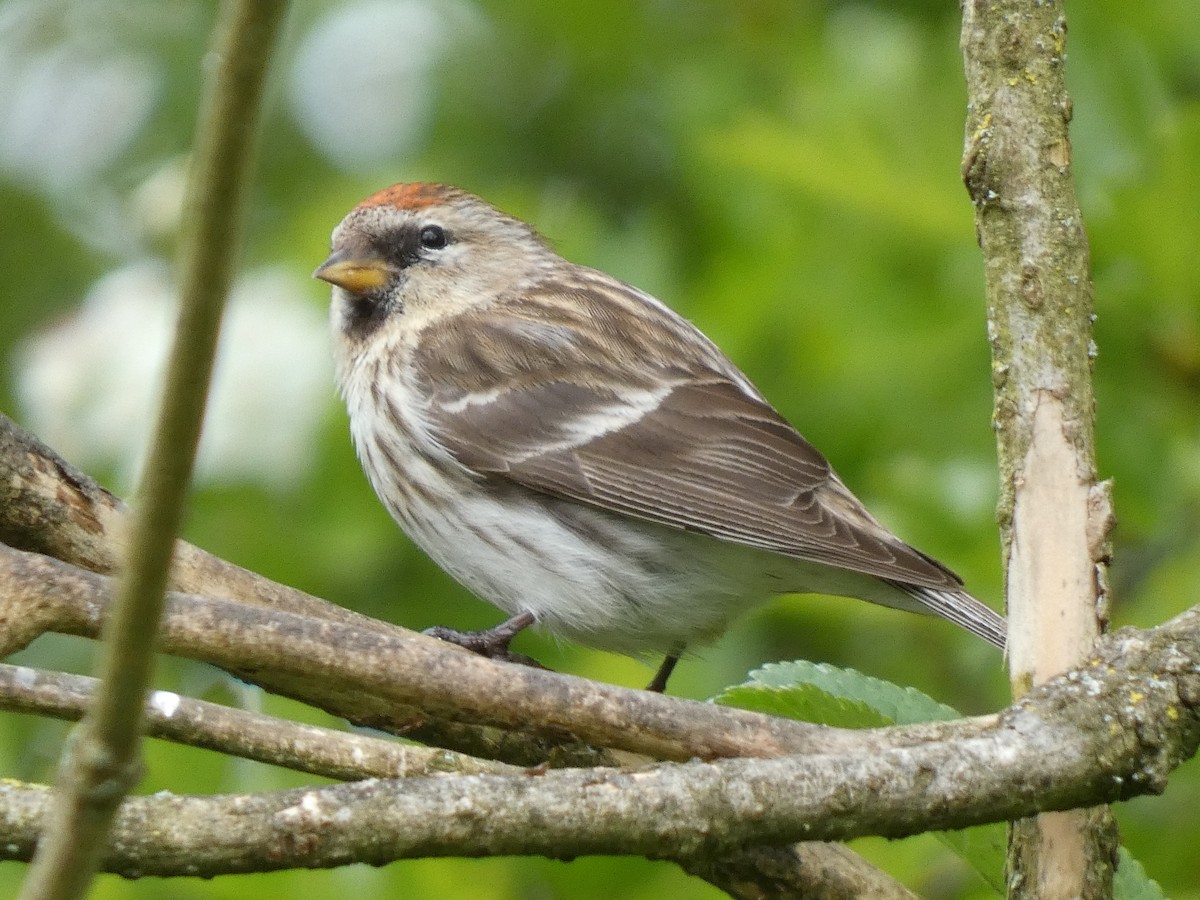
[895,583,1007,651]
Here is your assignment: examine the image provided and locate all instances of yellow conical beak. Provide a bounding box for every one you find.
[314,251,392,295]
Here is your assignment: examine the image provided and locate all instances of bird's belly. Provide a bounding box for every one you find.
[386,468,769,654]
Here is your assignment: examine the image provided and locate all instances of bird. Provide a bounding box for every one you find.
[315,182,1006,691]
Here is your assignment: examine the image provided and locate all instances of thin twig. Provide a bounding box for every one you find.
[0,663,518,781]
[18,3,289,898]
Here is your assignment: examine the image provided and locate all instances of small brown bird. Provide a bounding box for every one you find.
[316,183,1005,691]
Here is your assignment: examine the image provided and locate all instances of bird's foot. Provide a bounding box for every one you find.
[423,611,548,670]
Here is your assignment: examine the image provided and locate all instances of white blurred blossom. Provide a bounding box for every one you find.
[0,1,159,191]
[287,0,477,170]
[128,156,190,243]
[17,261,333,490]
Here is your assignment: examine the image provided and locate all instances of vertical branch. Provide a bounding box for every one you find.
[959,2,1117,898]
[18,2,289,898]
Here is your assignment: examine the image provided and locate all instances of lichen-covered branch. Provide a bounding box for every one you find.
[960,0,1116,895]
[1,607,1198,877]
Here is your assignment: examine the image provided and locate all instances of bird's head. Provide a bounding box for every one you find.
[316,183,552,342]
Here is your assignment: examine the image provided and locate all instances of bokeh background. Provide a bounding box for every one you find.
[1,0,1197,896]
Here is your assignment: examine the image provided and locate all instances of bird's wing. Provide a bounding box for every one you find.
[413,281,965,593]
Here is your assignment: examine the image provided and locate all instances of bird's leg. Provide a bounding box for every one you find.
[423,611,547,669]
[646,651,681,693]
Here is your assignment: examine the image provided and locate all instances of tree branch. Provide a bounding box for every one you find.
[0,543,900,763]
[1,607,1197,876]
[683,843,919,900]
[0,404,378,633]
[0,663,517,781]
[0,553,930,900]
[960,1,1116,894]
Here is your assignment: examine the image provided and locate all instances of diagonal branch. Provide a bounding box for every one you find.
[0,543,903,762]
[1,606,1197,877]
[0,412,380,631]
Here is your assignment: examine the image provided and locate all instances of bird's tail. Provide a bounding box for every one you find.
[895,583,1007,651]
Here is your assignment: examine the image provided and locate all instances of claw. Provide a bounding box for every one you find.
[423,611,548,670]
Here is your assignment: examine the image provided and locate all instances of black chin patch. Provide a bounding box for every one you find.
[340,289,399,340]
[333,220,428,339]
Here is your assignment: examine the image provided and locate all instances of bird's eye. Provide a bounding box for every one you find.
[419,225,448,250]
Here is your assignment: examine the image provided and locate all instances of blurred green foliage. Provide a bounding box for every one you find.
[1,0,1197,896]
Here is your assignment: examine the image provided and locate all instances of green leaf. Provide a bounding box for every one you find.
[713,661,1169,898]
[714,660,1005,890]
[712,660,961,727]
[938,825,1007,894]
